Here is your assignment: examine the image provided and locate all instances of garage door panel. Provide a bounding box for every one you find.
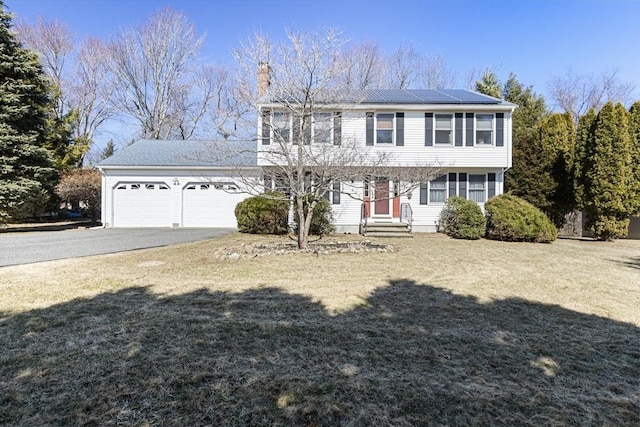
[112,182,171,227]
[182,183,245,228]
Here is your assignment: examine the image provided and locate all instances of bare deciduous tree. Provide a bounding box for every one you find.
[387,43,422,89]
[548,68,636,123]
[335,40,385,90]
[70,37,115,150]
[419,54,456,89]
[15,17,72,93]
[17,18,115,165]
[232,28,441,249]
[106,8,209,139]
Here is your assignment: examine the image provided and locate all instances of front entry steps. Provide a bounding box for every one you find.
[362,221,413,238]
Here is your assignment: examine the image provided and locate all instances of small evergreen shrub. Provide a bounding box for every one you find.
[439,196,486,240]
[485,194,557,242]
[234,192,289,234]
[293,195,335,236]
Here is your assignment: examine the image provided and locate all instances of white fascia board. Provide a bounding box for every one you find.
[258,102,516,113]
[97,165,260,172]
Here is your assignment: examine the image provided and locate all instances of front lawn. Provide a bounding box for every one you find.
[1,234,638,425]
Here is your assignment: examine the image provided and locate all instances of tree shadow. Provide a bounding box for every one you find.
[1,282,638,426]
[616,256,640,270]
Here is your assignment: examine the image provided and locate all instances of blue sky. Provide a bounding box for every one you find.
[6,0,640,148]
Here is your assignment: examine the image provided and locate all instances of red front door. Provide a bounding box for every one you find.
[374,181,390,215]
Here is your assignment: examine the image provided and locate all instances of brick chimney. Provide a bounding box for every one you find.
[257,62,271,97]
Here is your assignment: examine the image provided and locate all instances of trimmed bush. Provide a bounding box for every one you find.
[439,196,486,240]
[293,195,335,236]
[485,194,557,242]
[234,192,289,234]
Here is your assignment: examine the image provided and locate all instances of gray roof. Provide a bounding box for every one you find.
[98,139,257,168]
[262,89,514,106]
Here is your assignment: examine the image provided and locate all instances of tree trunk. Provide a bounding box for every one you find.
[296,197,308,249]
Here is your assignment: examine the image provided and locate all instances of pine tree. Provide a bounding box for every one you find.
[573,108,596,209]
[0,4,57,222]
[582,102,633,240]
[475,68,502,98]
[99,139,117,161]
[628,102,640,215]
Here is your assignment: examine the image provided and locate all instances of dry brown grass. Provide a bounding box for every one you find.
[1,233,639,425]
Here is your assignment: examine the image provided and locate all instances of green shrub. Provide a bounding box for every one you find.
[234,192,289,234]
[293,195,335,236]
[485,194,557,242]
[439,196,486,240]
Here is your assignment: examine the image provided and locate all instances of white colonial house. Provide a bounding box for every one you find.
[98,89,515,234]
[258,89,516,234]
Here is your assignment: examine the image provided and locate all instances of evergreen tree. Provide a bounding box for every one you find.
[0,4,57,222]
[582,102,633,240]
[475,68,501,98]
[628,102,640,215]
[99,139,117,161]
[573,108,596,209]
[540,112,576,225]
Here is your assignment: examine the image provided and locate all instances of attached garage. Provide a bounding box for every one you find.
[98,140,259,229]
[182,182,247,228]
[112,182,172,227]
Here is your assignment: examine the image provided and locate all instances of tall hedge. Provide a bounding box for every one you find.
[234,192,289,234]
[485,194,557,243]
[580,102,633,240]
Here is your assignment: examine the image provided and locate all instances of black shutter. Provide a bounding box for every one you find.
[396,112,404,146]
[455,113,463,146]
[261,110,271,145]
[332,182,341,204]
[496,113,504,147]
[466,113,474,146]
[425,113,433,146]
[366,112,374,146]
[419,183,428,205]
[292,115,300,145]
[333,112,342,145]
[458,173,467,199]
[448,172,457,198]
[488,173,496,198]
[424,113,433,147]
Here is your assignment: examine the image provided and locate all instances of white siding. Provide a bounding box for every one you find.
[100,168,258,228]
[258,109,512,169]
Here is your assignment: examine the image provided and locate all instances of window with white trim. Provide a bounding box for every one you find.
[429,175,447,203]
[476,114,494,145]
[376,113,394,144]
[314,113,332,143]
[273,112,291,143]
[435,114,453,145]
[469,174,486,202]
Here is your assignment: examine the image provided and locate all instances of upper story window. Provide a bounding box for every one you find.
[435,114,453,145]
[273,112,291,143]
[314,113,332,143]
[476,114,494,145]
[376,113,394,144]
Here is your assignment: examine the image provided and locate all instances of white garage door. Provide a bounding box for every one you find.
[112,182,171,227]
[182,182,246,228]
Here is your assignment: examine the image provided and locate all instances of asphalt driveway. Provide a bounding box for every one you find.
[0,228,235,267]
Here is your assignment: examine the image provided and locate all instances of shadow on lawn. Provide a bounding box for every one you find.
[1,282,638,426]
